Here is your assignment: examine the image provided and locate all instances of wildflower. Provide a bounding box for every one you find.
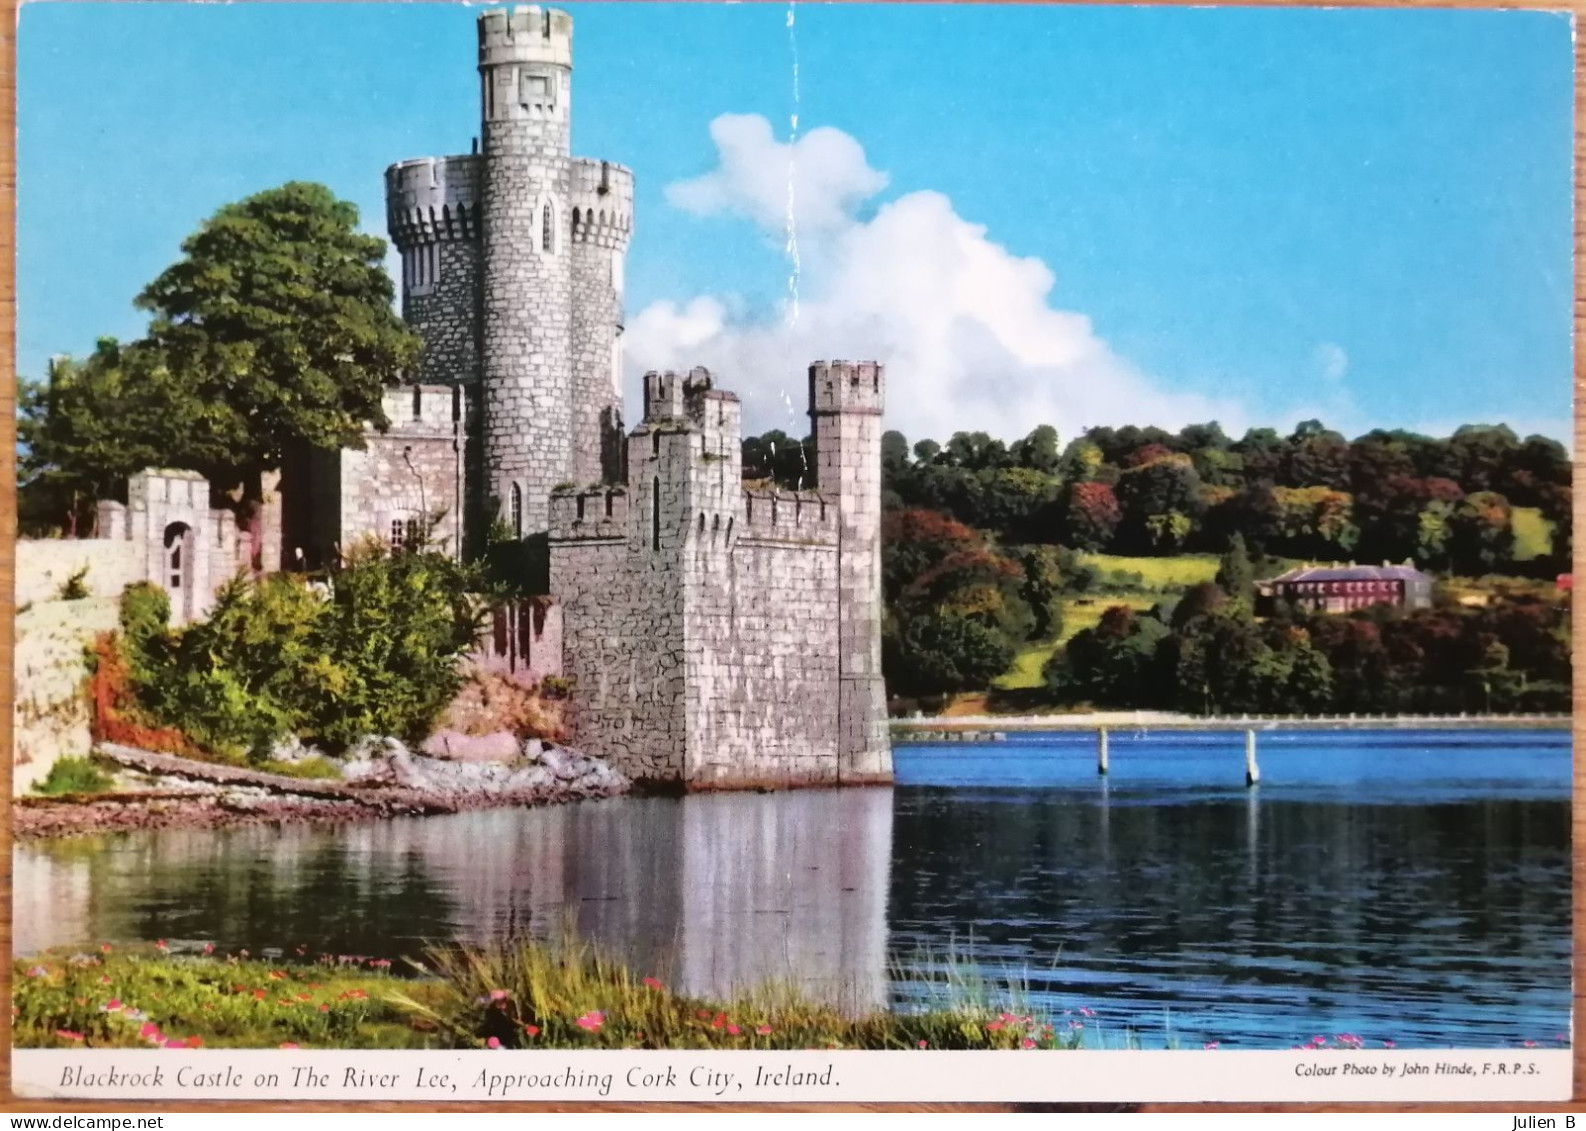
[727,1024,741,1036]
[1021,1039,1036,1050]
[24,966,47,978]
[100,943,112,954]
[163,1038,187,1049]
[240,949,249,958]
[279,1042,300,1050]
[486,1037,502,1049]
[987,1022,1004,1033]
[524,1025,540,1037]
[642,977,664,990]
[139,1022,161,1041]
[203,943,215,956]
[267,971,286,981]
[1382,1040,1396,1049]
[576,1011,605,1033]
[100,999,124,1013]
[712,1012,727,1029]
[917,1040,928,1049]
[1203,1042,1219,1050]
[697,1010,710,1020]
[489,989,509,1002]
[253,989,267,1000]
[756,1025,772,1036]
[56,1030,86,1042]
[99,975,112,985]
[1079,1007,1096,1018]
[155,940,168,952]
[186,1037,203,1049]
[297,993,312,1002]
[1524,1040,1538,1049]
[318,1005,330,1013]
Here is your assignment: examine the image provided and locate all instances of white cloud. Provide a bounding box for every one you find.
[1313,342,1349,383]
[629,114,1245,444]
[665,113,889,237]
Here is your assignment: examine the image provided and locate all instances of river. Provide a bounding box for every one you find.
[14,727,1571,1049]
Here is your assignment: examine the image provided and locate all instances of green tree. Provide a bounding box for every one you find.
[136,182,420,558]
[1215,533,1256,603]
[18,340,206,535]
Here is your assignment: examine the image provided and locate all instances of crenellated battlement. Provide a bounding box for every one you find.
[570,158,634,248]
[809,360,885,417]
[478,6,573,69]
[549,485,629,540]
[741,487,839,545]
[379,383,468,432]
[642,367,715,423]
[385,156,482,248]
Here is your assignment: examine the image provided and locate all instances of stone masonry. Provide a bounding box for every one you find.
[78,6,891,792]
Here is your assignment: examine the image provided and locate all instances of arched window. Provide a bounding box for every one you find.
[510,484,523,538]
[542,201,555,254]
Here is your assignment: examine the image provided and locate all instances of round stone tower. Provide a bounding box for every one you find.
[569,157,634,485]
[478,5,574,539]
[385,155,482,388]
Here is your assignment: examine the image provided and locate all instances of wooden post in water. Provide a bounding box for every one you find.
[1097,727,1110,776]
[1244,728,1260,787]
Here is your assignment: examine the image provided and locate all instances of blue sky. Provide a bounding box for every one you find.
[16,2,1575,445]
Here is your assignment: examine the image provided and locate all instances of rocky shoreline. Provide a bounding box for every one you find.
[15,739,630,841]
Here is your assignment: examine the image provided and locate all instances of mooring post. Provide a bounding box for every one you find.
[1097,727,1110,776]
[1244,728,1260,787]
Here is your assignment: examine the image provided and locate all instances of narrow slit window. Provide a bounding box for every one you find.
[542,202,555,254]
[510,484,523,538]
[652,479,661,551]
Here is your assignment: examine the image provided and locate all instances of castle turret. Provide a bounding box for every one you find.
[478,6,575,541]
[811,361,893,784]
[384,156,483,388]
[569,158,634,485]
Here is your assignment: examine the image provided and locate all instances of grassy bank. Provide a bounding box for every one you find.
[16,941,1085,1052]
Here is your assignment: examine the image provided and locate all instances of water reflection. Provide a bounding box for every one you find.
[15,788,894,1011]
[13,731,1574,1047]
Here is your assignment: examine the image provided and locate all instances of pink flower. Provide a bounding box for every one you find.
[917,1040,928,1049]
[756,1025,772,1036]
[642,977,665,990]
[1382,1040,1396,1049]
[489,989,509,1002]
[155,940,168,952]
[1524,1040,1538,1049]
[987,1021,1004,1032]
[25,966,47,978]
[100,999,124,1013]
[524,1025,540,1037]
[1079,1007,1096,1017]
[139,1022,161,1040]
[486,1037,502,1049]
[576,1011,605,1033]
[1021,1038,1036,1049]
[1203,1042,1219,1050]
[100,944,112,954]
[55,1030,85,1042]
[163,1038,187,1048]
[203,943,215,955]
[727,1024,741,1036]
[279,1042,300,1050]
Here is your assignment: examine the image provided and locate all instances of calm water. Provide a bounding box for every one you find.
[15,728,1572,1049]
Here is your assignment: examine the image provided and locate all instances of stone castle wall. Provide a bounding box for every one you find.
[568,158,633,486]
[549,368,889,789]
[334,385,466,558]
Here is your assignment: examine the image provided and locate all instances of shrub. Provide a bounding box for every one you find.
[117,540,493,760]
[32,755,114,796]
[538,675,574,701]
[58,566,90,601]
[118,582,170,641]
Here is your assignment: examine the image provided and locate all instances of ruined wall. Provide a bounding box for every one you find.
[12,597,119,795]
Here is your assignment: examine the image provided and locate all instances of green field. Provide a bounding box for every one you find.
[1511,506,1554,562]
[994,593,1156,691]
[1077,552,1221,589]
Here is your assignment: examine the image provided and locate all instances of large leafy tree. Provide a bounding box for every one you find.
[135,182,420,540]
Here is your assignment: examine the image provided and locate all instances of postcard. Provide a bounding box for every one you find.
[8,0,1575,1107]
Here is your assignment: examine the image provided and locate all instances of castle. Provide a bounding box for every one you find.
[76,6,892,790]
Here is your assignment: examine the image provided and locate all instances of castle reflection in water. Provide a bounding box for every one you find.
[15,789,895,1013]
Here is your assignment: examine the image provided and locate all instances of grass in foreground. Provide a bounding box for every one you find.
[16,941,1085,1052]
